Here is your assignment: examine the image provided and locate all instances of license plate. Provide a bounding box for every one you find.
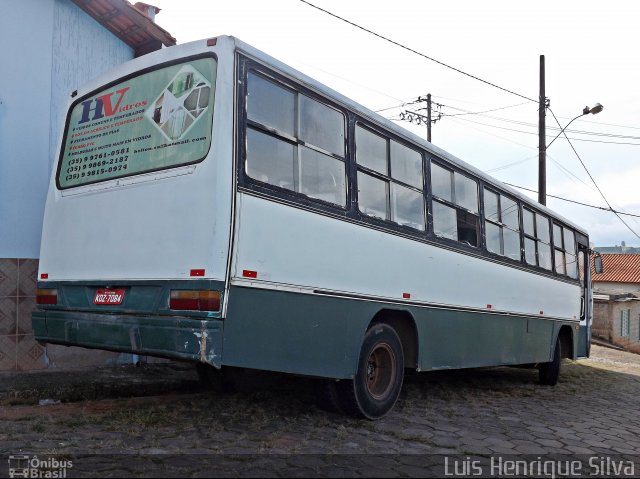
[94,288,125,305]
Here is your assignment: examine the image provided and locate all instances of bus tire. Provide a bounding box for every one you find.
[539,336,562,386]
[337,323,404,420]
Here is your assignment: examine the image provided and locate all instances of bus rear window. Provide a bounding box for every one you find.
[57,56,217,189]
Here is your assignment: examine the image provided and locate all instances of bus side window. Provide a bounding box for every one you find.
[355,125,425,231]
[247,71,295,136]
[523,208,552,271]
[552,223,577,278]
[431,162,479,246]
[536,214,552,270]
[553,223,566,275]
[483,188,521,260]
[245,70,347,207]
[564,228,578,278]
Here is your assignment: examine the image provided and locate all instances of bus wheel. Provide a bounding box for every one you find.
[539,336,562,386]
[337,323,404,420]
[196,363,236,393]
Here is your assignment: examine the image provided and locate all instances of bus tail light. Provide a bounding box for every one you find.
[36,289,58,305]
[170,290,220,312]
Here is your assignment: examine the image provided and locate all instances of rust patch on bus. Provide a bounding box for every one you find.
[194,323,219,366]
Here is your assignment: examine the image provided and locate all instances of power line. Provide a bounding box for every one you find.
[557,116,640,132]
[388,96,640,145]
[547,107,640,241]
[440,102,640,142]
[446,115,640,146]
[442,116,537,150]
[547,156,591,190]
[295,60,406,104]
[440,102,530,117]
[459,107,640,238]
[379,99,529,116]
[298,0,537,103]
[504,183,640,219]
[552,128,640,142]
[486,156,537,173]
[375,96,430,113]
[485,153,595,197]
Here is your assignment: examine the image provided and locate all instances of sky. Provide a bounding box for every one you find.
[149,0,640,247]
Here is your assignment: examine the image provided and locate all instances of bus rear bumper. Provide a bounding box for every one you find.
[32,309,223,367]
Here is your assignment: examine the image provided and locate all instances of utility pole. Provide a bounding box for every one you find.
[426,93,432,142]
[538,55,546,206]
[399,94,440,140]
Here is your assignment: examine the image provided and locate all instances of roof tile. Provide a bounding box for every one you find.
[591,253,640,284]
[72,0,176,57]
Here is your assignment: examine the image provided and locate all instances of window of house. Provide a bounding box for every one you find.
[553,223,578,279]
[431,162,479,246]
[356,125,425,231]
[245,71,346,206]
[484,188,521,260]
[621,309,630,337]
[523,208,552,270]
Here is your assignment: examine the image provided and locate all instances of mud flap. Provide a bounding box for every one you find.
[577,324,590,358]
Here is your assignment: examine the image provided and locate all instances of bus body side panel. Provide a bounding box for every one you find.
[232,195,581,319]
[224,192,580,378]
[415,309,554,370]
[223,286,368,378]
[222,285,563,378]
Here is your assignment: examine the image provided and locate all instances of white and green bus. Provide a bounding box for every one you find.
[33,36,592,419]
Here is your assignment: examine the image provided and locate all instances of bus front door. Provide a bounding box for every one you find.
[577,244,591,358]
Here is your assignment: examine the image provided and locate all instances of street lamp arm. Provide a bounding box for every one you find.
[545,103,603,150]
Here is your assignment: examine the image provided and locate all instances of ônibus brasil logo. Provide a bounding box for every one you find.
[77,87,147,124]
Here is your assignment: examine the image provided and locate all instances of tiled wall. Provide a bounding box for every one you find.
[0,258,149,371]
[0,259,43,371]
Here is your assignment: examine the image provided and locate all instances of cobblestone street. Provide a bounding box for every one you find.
[1,345,640,477]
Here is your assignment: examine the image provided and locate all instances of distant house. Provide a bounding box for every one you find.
[0,0,175,371]
[591,253,640,353]
[592,253,640,294]
[592,293,640,354]
[594,241,640,255]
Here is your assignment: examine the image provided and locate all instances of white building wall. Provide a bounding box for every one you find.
[0,1,55,259]
[50,0,133,177]
[0,0,133,260]
[0,0,136,372]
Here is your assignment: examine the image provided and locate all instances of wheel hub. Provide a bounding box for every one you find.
[365,342,396,400]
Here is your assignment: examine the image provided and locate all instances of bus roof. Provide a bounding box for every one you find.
[64,34,588,237]
[228,35,588,237]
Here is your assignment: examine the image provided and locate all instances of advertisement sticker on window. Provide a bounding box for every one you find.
[58,57,217,189]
